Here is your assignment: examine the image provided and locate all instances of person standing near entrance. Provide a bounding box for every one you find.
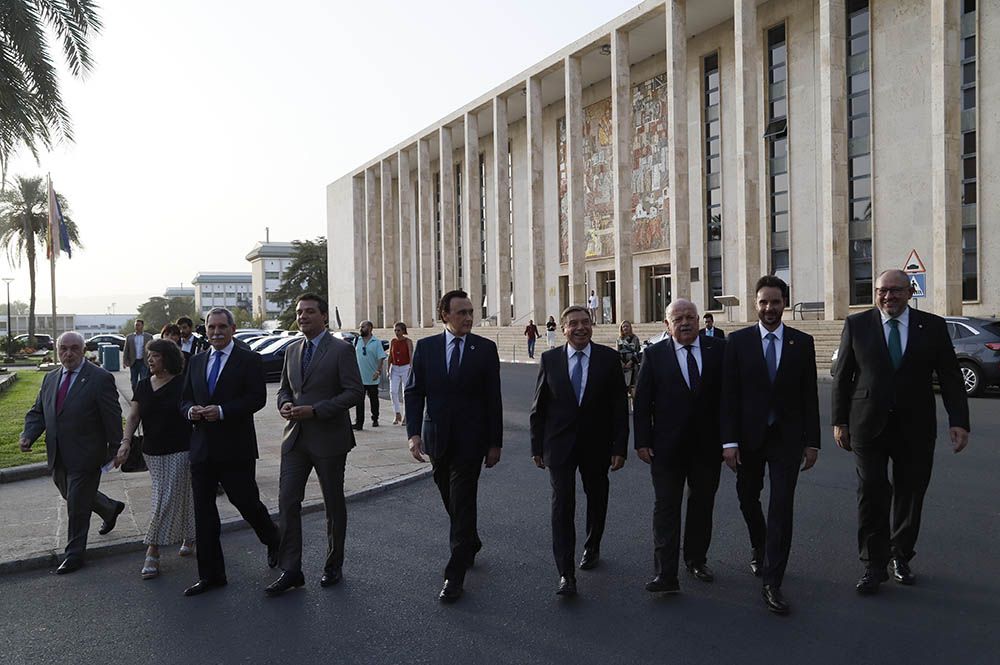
[524,320,540,359]
[353,320,386,430]
[588,290,600,324]
[124,319,153,391]
[700,313,726,339]
[545,316,558,349]
[387,322,413,426]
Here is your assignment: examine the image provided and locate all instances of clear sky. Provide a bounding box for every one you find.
[3,0,638,315]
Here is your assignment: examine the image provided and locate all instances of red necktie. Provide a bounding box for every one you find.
[56,370,74,412]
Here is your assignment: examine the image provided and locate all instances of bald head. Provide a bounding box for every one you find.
[665,299,699,345]
[56,331,86,370]
[875,269,913,317]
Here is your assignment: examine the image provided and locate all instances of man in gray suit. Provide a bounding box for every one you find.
[123,319,154,390]
[20,331,125,574]
[265,294,364,596]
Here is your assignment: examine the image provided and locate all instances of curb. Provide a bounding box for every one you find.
[0,465,433,576]
[0,462,49,483]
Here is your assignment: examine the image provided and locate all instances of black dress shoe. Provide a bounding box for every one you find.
[371,420,379,428]
[579,549,600,570]
[749,547,763,577]
[645,576,680,594]
[762,584,790,615]
[469,539,483,568]
[856,566,889,595]
[686,563,715,582]
[556,575,577,596]
[890,558,915,585]
[98,501,126,536]
[320,570,343,587]
[265,571,305,597]
[438,579,463,603]
[55,557,84,575]
[184,578,227,597]
[352,424,363,431]
[267,542,279,569]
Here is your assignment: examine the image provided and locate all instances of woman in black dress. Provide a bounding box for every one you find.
[115,339,194,579]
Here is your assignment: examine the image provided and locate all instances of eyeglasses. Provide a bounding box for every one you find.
[875,287,908,296]
[362,344,367,355]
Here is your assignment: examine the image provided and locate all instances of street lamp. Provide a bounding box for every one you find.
[2,278,13,360]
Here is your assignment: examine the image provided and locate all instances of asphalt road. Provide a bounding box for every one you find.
[1,364,997,665]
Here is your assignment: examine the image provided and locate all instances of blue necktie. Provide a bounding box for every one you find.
[207,350,223,395]
[302,340,314,375]
[887,319,903,370]
[764,333,778,383]
[571,350,584,404]
[448,338,462,381]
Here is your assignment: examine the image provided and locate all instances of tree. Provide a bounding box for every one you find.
[0,175,81,340]
[0,300,29,315]
[133,296,198,332]
[271,237,328,329]
[0,1,103,185]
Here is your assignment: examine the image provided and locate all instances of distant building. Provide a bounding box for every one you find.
[163,286,196,299]
[246,241,296,319]
[191,272,253,316]
[1,314,75,337]
[75,314,133,336]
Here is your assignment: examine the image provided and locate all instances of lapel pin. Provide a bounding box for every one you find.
[788,339,795,345]
[470,345,476,351]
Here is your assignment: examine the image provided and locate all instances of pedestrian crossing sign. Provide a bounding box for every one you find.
[909,273,926,298]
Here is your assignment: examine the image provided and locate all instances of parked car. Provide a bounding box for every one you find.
[14,333,54,350]
[249,336,286,353]
[830,315,1000,397]
[84,334,127,351]
[331,330,389,352]
[257,336,299,382]
[234,330,266,342]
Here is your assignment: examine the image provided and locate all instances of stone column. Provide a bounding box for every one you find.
[611,29,634,323]
[440,125,457,290]
[565,54,587,305]
[526,75,547,324]
[931,0,963,314]
[352,175,367,324]
[397,149,414,325]
[464,112,483,322]
[380,159,398,328]
[417,137,435,325]
[364,167,382,323]
[492,96,513,325]
[733,0,762,320]
[666,1,691,301]
[819,0,850,320]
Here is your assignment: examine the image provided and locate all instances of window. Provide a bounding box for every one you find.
[961,0,978,301]
[434,171,442,303]
[479,153,488,319]
[847,1,872,305]
[703,52,723,310]
[766,25,790,285]
[455,163,463,285]
[264,271,279,280]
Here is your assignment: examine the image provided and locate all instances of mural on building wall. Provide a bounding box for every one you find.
[557,74,670,262]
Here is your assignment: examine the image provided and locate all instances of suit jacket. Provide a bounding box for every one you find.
[123,332,154,366]
[529,344,629,467]
[699,327,726,340]
[632,336,725,464]
[404,331,502,462]
[831,307,969,445]
[21,362,123,472]
[276,331,364,458]
[721,324,820,453]
[180,335,208,364]
[180,344,267,464]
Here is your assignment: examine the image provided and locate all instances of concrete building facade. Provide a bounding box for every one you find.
[163,286,195,299]
[191,272,252,316]
[327,0,997,328]
[245,241,296,319]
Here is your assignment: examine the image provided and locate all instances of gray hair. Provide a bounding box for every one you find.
[665,298,698,321]
[205,307,235,327]
[57,331,85,347]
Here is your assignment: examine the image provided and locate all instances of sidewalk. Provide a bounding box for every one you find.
[0,368,428,574]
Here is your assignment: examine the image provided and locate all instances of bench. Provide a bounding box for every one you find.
[792,301,825,320]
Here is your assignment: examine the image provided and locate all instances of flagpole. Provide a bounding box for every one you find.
[47,174,57,341]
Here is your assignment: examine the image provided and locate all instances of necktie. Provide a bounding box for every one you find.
[684,345,700,392]
[570,350,584,404]
[55,370,74,412]
[887,319,903,369]
[302,340,314,375]
[448,337,462,381]
[764,333,778,383]
[207,350,223,395]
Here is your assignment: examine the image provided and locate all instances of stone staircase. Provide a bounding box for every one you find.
[371,319,845,373]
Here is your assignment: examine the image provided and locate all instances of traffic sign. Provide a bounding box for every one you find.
[909,273,926,298]
[903,249,926,274]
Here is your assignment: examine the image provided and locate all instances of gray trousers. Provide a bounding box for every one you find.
[277,449,348,574]
[52,463,118,557]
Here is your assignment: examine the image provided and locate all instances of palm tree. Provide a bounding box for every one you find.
[0,175,81,340]
[0,1,103,186]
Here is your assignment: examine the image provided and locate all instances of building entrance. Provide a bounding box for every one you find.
[596,270,616,324]
[642,264,671,322]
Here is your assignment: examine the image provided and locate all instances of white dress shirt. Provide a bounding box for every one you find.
[671,337,702,389]
[444,329,466,372]
[58,362,83,394]
[188,340,235,420]
[566,343,591,402]
[133,334,146,359]
[880,306,910,354]
[180,336,194,354]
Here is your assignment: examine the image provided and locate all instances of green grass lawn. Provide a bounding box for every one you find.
[0,371,48,469]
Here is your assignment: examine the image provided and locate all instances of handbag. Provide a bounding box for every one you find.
[121,429,147,473]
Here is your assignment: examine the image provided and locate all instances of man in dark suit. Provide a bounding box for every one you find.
[530,305,628,597]
[633,299,724,595]
[721,275,820,615]
[405,289,503,603]
[265,294,363,596]
[123,319,154,391]
[832,269,969,594]
[20,331,125,574]
[177,316,207,363]
[180,307,280,597]
[699,313,725,339]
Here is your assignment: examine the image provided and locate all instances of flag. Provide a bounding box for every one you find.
[46,178,71,260]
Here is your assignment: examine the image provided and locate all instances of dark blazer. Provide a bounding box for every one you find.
[21,362,123,472]
[180,344,267,464]
[699,327,726,340]
[277,332,363,458]
[721,324,820,452]
[529,344,629,467]
[633,336,725,464]
[405,332,502,462]
[180,335,208,365]
[831,307,969,445]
